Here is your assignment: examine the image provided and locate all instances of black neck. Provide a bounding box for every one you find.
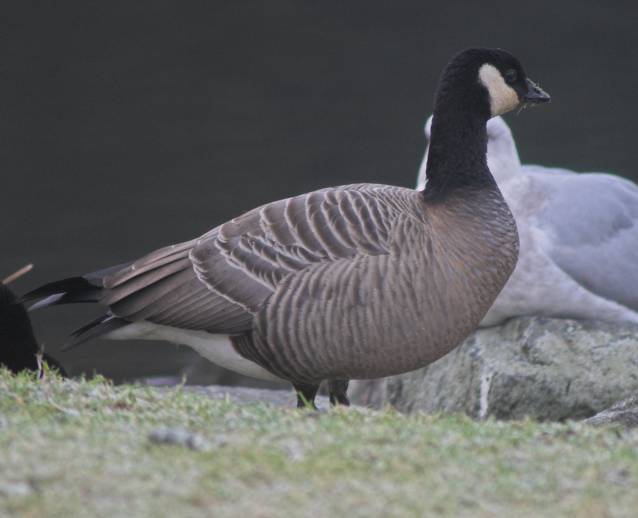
[422,79,495,201]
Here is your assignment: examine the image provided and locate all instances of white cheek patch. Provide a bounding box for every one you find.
[479,64,520,117]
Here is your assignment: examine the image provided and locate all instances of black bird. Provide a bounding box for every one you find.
[24,48,549,407]
[1,275,66,376]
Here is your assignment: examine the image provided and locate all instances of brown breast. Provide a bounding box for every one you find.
[251,187,519,383]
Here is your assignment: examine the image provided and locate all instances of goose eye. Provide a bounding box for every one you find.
[504,69,517,84]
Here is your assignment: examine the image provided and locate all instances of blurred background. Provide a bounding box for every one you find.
[2,1,637,384]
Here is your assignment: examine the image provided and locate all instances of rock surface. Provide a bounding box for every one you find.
[585,395,638,428]
[148,427,211,451]
[350,317,638,421]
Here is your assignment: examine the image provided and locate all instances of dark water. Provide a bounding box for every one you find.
[2,1,637,381]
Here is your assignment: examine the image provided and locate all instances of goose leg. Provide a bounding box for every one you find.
[328,379,350,407]
[293,383,319,409]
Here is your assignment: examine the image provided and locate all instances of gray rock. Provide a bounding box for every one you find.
[350,317,638,421]
[585,395,638,428]
[148,427,211,451]
[0,481,33,498]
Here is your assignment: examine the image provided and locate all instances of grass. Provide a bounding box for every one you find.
[1,369,637,517]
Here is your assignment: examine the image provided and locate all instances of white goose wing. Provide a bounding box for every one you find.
[536,171,638,311]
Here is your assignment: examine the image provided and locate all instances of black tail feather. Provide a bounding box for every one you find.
[62,314,129,351]
[21,277,101,308]
[20,262,132,309]
[19,261,134,350]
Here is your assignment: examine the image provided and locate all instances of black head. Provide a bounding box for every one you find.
[0,283,38,373]
[434,48,550,121]
[424,48,550,200]
[0,283,66,376]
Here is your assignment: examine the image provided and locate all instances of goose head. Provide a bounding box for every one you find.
[420,48,547,193]
[418,115,523,189]
[432,48,550,123]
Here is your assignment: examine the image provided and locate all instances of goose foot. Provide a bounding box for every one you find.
[328,379,350,407]
[293,383,319,409]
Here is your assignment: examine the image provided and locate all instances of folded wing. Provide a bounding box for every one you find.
[97,184,401,335]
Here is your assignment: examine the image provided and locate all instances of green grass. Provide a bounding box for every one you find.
[1,369,637,517]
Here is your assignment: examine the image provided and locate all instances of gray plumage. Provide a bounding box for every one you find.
[538,173,638,310]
